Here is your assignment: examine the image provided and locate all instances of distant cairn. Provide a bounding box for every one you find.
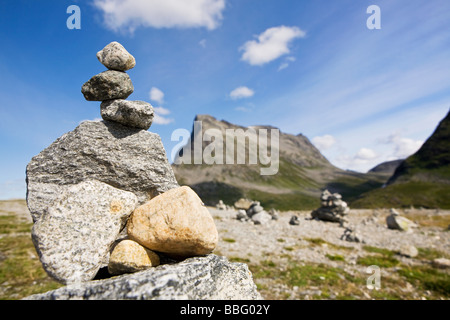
[311,189,350,226]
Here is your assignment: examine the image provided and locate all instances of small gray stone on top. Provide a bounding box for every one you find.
[81,70,134,101]
[97,41,136,72]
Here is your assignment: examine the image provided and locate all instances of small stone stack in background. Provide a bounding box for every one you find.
[311,189,350,225]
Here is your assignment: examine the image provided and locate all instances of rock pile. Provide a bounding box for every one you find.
[386,208,417,232]
[25,42,260,299]
[311,190,350,225]
[340,227,364,243]
[235,201,274,225]
[234,198,254,210]
[216,200,233,211]
[289,215,300,225]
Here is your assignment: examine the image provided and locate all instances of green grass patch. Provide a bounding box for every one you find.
[228,257,250,263]
[358,245,399,268]
[363,245,396,257]
[398,266,450,297]
[417,247,450,261]
[326,172,386,203]
[223,238,236,243]
[326,254,345,262]
[0,214,33,234]
[249,256,367,299]
[0,234,62,300]
[357,255,400,268]
[305,238,327,246]
[305,238,354,251]
[351,181,450,209]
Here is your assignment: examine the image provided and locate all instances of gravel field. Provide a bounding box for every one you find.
[210,207,450,299]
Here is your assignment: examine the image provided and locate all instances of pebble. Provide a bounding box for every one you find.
[97,41,136,71]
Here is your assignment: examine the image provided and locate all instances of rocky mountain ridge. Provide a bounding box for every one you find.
[172,115,388,210]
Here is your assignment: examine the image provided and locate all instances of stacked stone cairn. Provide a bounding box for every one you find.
[216,200,234,211]
[82,41,153,129]
[311,189,350,226]
[235,200,275,225]
[26,42,221,285]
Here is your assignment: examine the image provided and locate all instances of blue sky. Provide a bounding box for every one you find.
[1,0,449,199]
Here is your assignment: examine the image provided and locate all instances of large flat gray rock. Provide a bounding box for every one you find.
[26,120,179,222]
[24,255,262,300]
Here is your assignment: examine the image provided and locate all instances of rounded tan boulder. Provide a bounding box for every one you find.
[127,186,218,258]
[108,240,160,276]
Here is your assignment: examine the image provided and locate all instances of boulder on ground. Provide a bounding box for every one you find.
[251,211,272,225]
[386,209,417,232]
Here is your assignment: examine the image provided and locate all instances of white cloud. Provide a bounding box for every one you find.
[355,148,378,161]
[199,39,207,48]
[93,0,226,33]
[149,87,165,104]
[230,86,254,100]
[334,148,379,172]
[278,56,296,71]
[149,89,173,125]
[240,26,305,66]
[277,63,289,71]
[153,113,174,125]
[312,135,337,151]
[153,106,174,125]
[381,133,423,159]
[153,106,171,115]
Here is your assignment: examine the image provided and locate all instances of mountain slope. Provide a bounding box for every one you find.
[353,109,450,209]
[368,159,404,176]
[172,115,386,210]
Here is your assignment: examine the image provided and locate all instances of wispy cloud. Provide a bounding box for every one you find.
[93,0,226,33]
[379,133,423,160]
[229,86,254,100]
[149,87,165,104]
[278,56,296,71]
[240,26,305,66]
[199,39,207,48]
[153,106,174,125]
[312,135,337,151]
[149,88,173,125]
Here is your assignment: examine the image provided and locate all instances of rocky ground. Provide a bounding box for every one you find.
[0,199,449,300]
[210,207,450,300]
